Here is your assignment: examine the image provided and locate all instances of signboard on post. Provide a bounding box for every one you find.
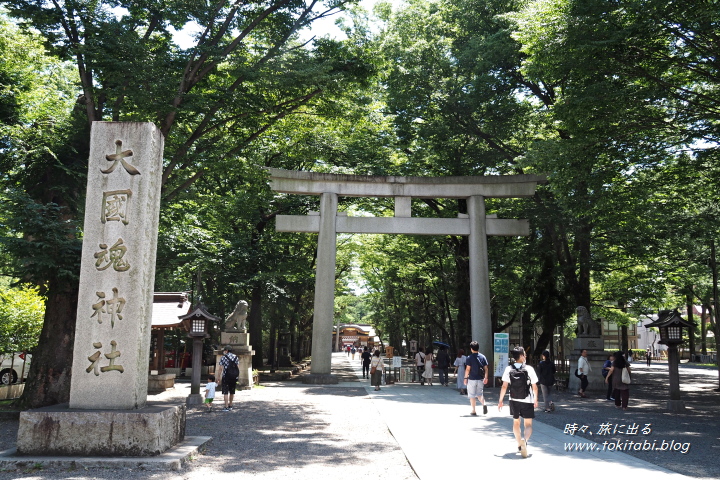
[392,356,402,368]
[493,333,509,378]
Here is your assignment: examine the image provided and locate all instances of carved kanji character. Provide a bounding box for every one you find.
[86,342,104,376]
[100,340,124,373]
[102,190,132,225]
[101,140,140,175]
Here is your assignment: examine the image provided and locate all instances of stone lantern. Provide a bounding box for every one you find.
[646,309,694,412]
[179,304,220,406]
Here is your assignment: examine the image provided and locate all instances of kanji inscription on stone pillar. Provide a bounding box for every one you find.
[69,122,164,410]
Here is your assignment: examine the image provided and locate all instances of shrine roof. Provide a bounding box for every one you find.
[152,292,191,328]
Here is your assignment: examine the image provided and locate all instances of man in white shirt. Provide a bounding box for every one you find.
[498,346,538,458]
[577,349,591,398]
[414,348,426,385]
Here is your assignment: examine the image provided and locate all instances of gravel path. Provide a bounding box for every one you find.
[0,384,417,480]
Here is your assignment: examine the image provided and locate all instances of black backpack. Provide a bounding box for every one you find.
[224,354,239,380]
[508,364,531,399]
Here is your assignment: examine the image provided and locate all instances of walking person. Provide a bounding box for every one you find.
[498,346,539,458]
[646,348,652,367]
[537,350,556,413]
[415,347,426,384]
[204,375,217,412]
[370,350,384,391]
[577,349,591,398]
[454,349,467,395]
[423,347,434,386]
[218,346,239,411]
[602,354,615,400]
[361,346,372,378]
[436,346,451,386]
[605,351,632,410]
[351,345,356,360]
[464,341,489,415]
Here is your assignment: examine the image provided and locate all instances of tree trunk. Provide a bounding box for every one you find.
[16,280,78,409]
[268,314,277,370]
[453,236,471,345]
[686,291,695,359]
[709,239,720,389]
[621,326,628,356]
[248,285,264,370]
[702,303,708,355]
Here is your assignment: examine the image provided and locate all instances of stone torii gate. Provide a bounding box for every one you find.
[269,168,544,383]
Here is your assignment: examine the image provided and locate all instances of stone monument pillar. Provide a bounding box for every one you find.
[568,306,607,394]
[16,122,186,456]
[216,331,255,390]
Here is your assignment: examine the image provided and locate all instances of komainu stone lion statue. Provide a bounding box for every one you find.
[224,299,248,332]
[576,306,600,336]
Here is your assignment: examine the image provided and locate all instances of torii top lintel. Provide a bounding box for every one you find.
[267,168,547,199]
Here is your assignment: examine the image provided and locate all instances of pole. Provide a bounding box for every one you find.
[190,337,203,395]
[666,344,685,412]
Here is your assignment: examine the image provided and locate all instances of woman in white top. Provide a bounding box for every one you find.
[370,350,384,391]
[454,349,467,394]
[423,347,434,386]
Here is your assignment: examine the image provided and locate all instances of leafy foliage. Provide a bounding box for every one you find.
[0,283,45,354]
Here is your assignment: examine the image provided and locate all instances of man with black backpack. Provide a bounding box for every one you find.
[219,345,240,411]
[497,346,539,458]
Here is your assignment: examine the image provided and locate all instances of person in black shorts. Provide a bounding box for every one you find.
[219,345,239,411]
[497,346,539,458]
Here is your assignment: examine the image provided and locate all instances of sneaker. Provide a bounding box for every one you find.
[222,408,230,412]
[609,397,615,401]
[483,405,488,415]
[228,406,233,410]
[520,439,528,458]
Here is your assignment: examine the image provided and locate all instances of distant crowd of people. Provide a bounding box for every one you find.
[343,341,638,458]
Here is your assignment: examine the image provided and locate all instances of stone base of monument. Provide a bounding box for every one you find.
[216,332,255,390]
[16,404,186,456]
[185,393,204,406]
[301,373,338,385]
[148,373,176,394]
[278,354,293,367]
[667,399,686,412]
[0,436,211,472]
[568,336,608,394]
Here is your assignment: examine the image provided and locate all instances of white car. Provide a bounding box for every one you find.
[0,353,32,385]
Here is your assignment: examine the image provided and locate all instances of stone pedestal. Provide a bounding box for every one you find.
[216,332,254,390]
[148,373,176,394]
[185,394,204,406]
[568,336,608,393]
[302,374,339,385]
[17,404,185,456]
[667,400,686,412]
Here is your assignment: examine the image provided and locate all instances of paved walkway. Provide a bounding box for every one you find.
[332,353,689,479]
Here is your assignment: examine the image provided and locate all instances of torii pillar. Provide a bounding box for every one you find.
[269,169,544,383]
